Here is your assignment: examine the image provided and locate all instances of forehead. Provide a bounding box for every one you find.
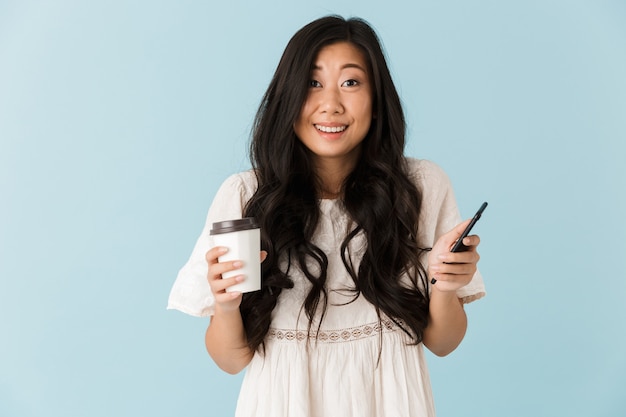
[312,42,369,71]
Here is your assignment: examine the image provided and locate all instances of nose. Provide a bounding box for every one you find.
[319,86,344,114]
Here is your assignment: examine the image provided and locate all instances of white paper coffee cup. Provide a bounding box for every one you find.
[210,217,261,293]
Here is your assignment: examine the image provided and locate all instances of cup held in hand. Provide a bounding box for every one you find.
[210,218,261,293]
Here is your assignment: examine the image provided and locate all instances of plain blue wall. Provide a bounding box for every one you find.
[1,0,624,416]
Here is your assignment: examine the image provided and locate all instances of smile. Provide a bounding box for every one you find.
[315,124,347,133]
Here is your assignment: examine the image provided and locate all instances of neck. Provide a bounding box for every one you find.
[313,158,356,199]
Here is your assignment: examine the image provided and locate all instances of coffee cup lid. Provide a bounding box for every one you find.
[210,217,259,235]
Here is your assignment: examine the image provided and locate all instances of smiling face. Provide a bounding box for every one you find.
[294,42,374,173]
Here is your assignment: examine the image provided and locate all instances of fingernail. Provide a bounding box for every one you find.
[233,261,243,268]
[235,275,245,282]
[218,247,228,254]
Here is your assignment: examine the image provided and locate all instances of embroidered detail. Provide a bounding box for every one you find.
[268,319,398,343]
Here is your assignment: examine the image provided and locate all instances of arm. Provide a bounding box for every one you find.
[422,287,467,357]
[422,220,480,356]
[204,247,255,374]
[205,305,253,375]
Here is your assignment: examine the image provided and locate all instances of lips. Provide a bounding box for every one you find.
[314,124,347,133]
[315,124,348,133]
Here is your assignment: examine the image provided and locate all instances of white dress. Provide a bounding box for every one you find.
[168,158,486,417]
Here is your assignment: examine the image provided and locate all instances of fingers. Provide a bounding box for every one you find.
[205,247,268,295]
[458,234,480,249]
[210,270,243,292]
[206,247,268,266]
[204,247,245,310]
[205,246,227,265]
[428,234,480,291]
[430,259,477,277]
[206,247,244,293]
[429,222,482,290]
[429,263,476,290]
[439,243,481,264]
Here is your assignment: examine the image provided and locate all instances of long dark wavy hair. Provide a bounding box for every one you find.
[240,15,431,352]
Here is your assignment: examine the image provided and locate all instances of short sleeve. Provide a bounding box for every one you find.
[166,171,257,317]
[409,159,486,304]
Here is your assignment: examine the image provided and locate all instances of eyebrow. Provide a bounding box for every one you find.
[312,63,367,72]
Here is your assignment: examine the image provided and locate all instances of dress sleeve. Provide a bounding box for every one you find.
[167,172,255,317]
[413,159,486,304]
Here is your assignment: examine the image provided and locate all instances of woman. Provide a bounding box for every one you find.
[168,15,485,417]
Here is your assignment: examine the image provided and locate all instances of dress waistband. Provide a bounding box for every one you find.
[267,319,401,344]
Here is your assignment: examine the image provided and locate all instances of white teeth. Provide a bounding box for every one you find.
[315,124,347,133]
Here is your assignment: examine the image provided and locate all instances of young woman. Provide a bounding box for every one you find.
[168,15,485,417]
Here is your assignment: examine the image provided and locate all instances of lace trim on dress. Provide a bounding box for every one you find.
[267,319,399,344]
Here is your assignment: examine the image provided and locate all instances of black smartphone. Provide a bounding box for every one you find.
[450,202,488,252]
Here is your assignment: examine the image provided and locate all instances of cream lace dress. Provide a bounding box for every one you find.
[167,158,485,417]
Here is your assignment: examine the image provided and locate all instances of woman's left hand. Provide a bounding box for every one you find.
[428,219,481,293]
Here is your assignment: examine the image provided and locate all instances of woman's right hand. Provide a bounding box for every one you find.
[205,247,268,313]
[206,247,246,312]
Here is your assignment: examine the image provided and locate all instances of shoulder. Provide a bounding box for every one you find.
[404,157,452,189]
[207,170,258,219]
[216,169,258,202]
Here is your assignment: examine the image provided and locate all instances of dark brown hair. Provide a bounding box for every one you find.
[240,15,430,352]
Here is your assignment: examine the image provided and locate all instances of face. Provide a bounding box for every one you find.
[294,42,374,170]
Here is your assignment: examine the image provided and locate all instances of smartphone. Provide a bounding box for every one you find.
[450,202,488,252]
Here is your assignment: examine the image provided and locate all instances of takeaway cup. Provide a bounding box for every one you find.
[210,217,261,293]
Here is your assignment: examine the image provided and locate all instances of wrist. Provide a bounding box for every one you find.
[214,302,243,317]
[430,284,460,301]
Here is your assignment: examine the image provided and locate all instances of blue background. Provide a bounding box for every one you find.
[1,0,625,416]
